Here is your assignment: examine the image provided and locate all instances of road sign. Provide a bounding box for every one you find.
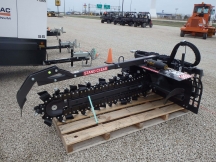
[97,4,102,9]
[104,5,110,9]
[55,0,61,6]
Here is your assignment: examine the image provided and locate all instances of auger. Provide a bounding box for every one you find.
[17,41,203,126]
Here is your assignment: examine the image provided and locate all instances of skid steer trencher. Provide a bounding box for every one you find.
[17,41,203,126]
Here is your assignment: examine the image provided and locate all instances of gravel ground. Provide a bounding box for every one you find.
[1,17,216,162]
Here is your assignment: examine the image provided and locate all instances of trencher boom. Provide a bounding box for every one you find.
[17,41,203,126]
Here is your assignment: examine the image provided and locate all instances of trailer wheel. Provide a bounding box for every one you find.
[141,23,146,28]
[134,22,137,27]
[107,20,111,24]
[203,33,207,39]
[180,31,185,37]
[101,20,104,23]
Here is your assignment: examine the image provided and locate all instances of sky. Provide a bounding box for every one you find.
[47,0,216,15]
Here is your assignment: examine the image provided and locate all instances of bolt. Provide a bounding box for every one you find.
[31,78,35,81]
[51,105,58,110]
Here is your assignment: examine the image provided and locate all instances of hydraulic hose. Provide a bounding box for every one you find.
[167,41,201,67]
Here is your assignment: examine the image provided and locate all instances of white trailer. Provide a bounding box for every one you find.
[0,0,47,65]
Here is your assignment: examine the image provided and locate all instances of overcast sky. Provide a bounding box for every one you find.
[47,0,216,15]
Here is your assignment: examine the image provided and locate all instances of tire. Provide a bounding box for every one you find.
[180,31,185,37]
[129,22,133,26]
[149,22,153,28]
[134,22,137,27]
[203,33,207,39]
[101,20,104,23]
[121,22,125,26]
[141,23,146,28]
[107,20,111,24]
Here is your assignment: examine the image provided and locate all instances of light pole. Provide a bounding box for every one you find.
[175,8,178,14]
[130,0,132,12]
[122,0,124,15]
[175,8,178,19]
[64,0,65,16]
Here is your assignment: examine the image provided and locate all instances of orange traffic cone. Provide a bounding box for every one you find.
[105,48,114,64]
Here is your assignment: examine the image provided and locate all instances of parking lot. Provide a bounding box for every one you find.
[1,17,216,161]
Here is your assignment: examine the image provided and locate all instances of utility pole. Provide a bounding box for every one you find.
[64,0,65,15]
[130,0,132,12]
[122,0,124,16]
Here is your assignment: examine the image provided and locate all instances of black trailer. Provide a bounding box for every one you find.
[133,12,153,28]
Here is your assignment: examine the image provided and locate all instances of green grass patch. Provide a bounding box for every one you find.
[67,15,100,20]
[152,20,185,27]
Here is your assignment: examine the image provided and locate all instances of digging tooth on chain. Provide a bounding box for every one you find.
[80,109,86,115]
[132,95,138,100]
[99,78,106,85]
[54,88,60,95]
[64,88,70,93]
[86,82,91,88]
[94,106,100,110]
[109,78,114,83]
[70,85,77,91]
[65,114,74,120]
[100,103,106,108]
[55,115,65,122]
[37,91,51,102]
[44,119,52,127]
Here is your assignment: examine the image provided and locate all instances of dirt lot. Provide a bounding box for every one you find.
[1,17,216,161]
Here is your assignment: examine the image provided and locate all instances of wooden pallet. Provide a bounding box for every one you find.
[53,94,188,154]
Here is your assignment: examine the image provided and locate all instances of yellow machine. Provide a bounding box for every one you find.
[47,11,56,17]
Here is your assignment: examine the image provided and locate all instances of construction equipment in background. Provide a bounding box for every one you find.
[180,2,215,39]
[47,11,56,17]
[17,41,203,126]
